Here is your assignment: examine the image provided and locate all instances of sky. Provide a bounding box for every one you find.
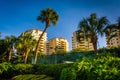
[0,0,120,50]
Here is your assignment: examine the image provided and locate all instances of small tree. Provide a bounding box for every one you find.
[17,33,37,64]
[4,35,17,61]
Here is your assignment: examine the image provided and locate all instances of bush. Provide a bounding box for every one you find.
[0,62,12,74]
[12,74,54,80]
[32,63,73,80]
[60,68,76,80]
[0,63,72,80]
[14,64,33,74]
[0,62,13,79]
[60,53,120,80]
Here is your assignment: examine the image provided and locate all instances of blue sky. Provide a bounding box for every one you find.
[0,0,120,50]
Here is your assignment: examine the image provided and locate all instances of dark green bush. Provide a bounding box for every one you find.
[32,63,73,80]
[60,68,76,80]
[0,63,72,80]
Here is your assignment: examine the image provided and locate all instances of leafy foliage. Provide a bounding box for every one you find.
[0,62,12,75]
[77,13,109,54]
[0,36,17,62]
[60,53,120,80]
[12,74,54,80]
[17,33,37,64]
[0,63,72,80]
[34,8,59,64]
[1,52,120,80]
[60,68,76,80]
[14,64,33,74]
[32,63,72,80]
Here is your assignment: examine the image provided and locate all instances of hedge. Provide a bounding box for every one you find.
[0,63,72,80]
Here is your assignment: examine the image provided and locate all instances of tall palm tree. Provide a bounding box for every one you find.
[17,33,37,64]
[34,8,59,64]
[4,35,17,61]
[77,13,109,55]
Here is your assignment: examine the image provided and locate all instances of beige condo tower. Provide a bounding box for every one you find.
[72,30,94,51]
[47,37,69,55]
[25,29,47,54]
[106,24,120,48]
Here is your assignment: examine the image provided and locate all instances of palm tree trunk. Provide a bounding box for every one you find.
[24,50,29,64]
[91,35,98,55]
[23,52,25,63]
[8,48,13,61]
[93,42,98,55]
[84,32,89,50]
[34,24,49,64]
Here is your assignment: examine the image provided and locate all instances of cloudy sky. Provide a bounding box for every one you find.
[0,0,120,50]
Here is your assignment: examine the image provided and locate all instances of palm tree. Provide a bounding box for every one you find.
[116,17,120,40]
[17,33,37,64]
[77,20,91,50]
[34,8,59,64]
[104,17,120,47]
[4,35,17,61]
[103,24,118,47]
[77,13,109,55]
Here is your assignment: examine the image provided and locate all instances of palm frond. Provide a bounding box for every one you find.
[97,16,109,37]
[107,33,118,43]
[37,8,59,26]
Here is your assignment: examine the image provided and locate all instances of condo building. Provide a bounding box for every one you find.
[106,24,120,48]
[47,37,69,55]
[25,29,47,54]
[72,30,94,51]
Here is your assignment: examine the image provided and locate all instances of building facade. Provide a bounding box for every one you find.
[106,25,120,48]
[72,30,94,51]
[25,29,47,54]
[47,37,69,55]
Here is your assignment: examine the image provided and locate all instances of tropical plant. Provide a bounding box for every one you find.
[103,17,120,48]
[77,13,109,55]
[3,35,17,61]
[115,17,120,39]
[103,24,118,48]
[60,53,120,80]
[16,33,37,64]
[34,8,59,64]
[0,39,7,62]
[60,68,76,80]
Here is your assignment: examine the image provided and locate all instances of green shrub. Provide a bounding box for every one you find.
[12,74,54,80]
[61,54,120,80]
[0,63,72,80]
[0,62,13,79]
[60,68,76,80]
[33,63,73,80]
[0,62,12,74]
[14,64,33,74]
